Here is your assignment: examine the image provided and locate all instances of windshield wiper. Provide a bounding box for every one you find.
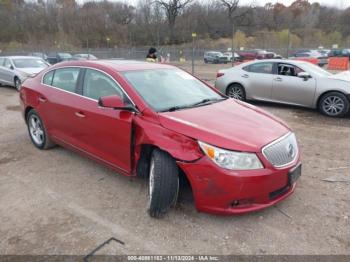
[159,97,226,113]
[190,97,226,107]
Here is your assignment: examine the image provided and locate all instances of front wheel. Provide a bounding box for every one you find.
[318,92,350,117]
[227,83,246,101]
[14,77,21,91]
[148,149,179,218]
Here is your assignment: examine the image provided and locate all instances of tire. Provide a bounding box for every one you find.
[14,77,21,91]
[27,109,56,149]
[148,149,179,218]
[318,92,350,118]
[204,59,208,64]
[226,83,246,101]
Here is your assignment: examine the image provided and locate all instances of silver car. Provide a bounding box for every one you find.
[215,59,350,117]
[0,56,50,90]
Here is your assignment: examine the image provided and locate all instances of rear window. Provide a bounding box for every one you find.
[243,62,274,74]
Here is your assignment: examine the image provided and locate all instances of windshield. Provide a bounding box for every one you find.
[13,58,48,69]
[303,63,332,77]
[123,69,224,112]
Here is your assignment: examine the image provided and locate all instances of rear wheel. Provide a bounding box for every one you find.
[14,77,21,91]
[27,109,55,149]
[148,149,179,218]
[319,92,349,117]
[227,83,246,101]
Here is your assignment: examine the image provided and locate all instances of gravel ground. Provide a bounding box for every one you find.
[0,63,349,256]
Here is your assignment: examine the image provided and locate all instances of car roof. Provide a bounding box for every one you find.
[0,56,41,59]
[237,59,310,67]
[49,59,176,72]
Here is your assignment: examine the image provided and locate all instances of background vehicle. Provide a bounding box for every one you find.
[28,52,48,60]
[223,52,241,62]
[46,52,73,64]
[215,59,350,117]
[0,56,49,90]
[204,51,229,64]
[328,49,350,60]
[237,49,282,61]
[20,60,300,217]
[72,54,98,60]
[289,50,328,67]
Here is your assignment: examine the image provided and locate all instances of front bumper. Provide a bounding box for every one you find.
[177,155,301,215]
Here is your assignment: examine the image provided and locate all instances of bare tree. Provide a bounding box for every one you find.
[155,0,193,44]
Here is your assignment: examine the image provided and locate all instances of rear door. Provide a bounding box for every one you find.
[242,62,274,100]
[39,67,84,146]
[74,68,134,173]
[271,63,316,107]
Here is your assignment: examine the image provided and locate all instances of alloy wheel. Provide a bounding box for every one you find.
[322,96,345,116]
[29,115,44,146]
[15,78,21,91]
[228,85,244,100]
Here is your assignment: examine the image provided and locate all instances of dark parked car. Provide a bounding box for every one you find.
[46,52,73,64]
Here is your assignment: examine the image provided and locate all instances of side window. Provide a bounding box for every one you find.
[52,68,80,93]
[0,58,4,66]
[244,62,273,74]
[278,64,304,77]
[43,70,54,85]
[83,69,124,100]
[4,59,12,69]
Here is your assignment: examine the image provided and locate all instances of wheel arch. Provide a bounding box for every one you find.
[316,90,350,108]
[24,106,34,121]
[135,143,195,202]
[225,82,245,95]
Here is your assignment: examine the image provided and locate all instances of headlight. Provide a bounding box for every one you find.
[198,141,263,170]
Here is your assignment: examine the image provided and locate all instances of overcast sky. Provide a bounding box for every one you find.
[76,0,350,9]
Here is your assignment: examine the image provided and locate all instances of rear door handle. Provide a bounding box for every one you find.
[38,97,47,103]
[242,74,249,78]
[75,111,85,118]
[274,77,282,82]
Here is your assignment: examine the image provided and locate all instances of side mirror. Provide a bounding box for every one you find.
[297,72,311,80]
[98,95,136,112]
[10,65,14,70]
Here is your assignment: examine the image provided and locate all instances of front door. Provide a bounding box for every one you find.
[75,68,133,173]
[242,61,274,100]
[272,63,316,107]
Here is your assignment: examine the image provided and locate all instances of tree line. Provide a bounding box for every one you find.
[0,0,350,51]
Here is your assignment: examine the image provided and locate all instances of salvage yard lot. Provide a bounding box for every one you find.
[0,63,350,255]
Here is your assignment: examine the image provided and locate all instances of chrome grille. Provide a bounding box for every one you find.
[262,133,298,168]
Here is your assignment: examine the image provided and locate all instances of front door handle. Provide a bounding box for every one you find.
[274,77,282,82]
[242,74,249,78]
[38,97,47,103]
[75,111,85,118]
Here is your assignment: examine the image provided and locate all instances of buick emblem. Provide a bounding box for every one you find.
[287,143,295,158]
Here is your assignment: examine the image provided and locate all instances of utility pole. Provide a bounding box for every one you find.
[287,28,291,58]
[192,32,197,75]
[231,23,235,67]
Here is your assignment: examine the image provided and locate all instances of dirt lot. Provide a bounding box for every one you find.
[0,62,350,256]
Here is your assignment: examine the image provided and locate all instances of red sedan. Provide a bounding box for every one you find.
[20,60,301,217]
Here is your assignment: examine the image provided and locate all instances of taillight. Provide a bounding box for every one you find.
[217,72,225,78]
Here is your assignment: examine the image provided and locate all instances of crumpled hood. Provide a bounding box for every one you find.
[158,99,290,152]
[17,67,46,75]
